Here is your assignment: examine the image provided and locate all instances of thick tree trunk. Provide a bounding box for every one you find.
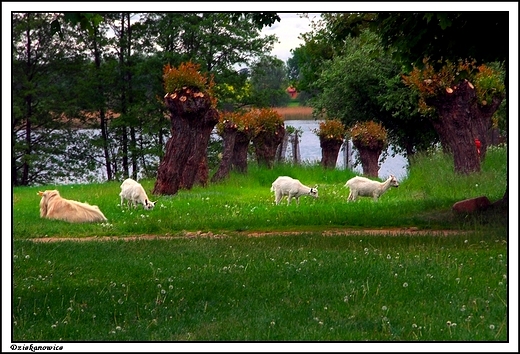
[153,88,218,195]
[211,121,238,182]
[426,79,504,174]
[353,140,383,178]
[231,131,252,173]
[320,138,343,169]
[252,124,285,168]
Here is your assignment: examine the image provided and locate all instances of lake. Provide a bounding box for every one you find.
[285,120,408,180]
[52,120,408,185]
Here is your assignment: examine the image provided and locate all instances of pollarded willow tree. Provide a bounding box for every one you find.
[403,58,505,174]
[251,108,286,169]
[313,119,346,169]
[348,121,388,177]
[153,62,219,196]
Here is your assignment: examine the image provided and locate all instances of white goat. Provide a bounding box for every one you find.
[345,175,399,201]
[119,178,156,210]
[270,176,318,205]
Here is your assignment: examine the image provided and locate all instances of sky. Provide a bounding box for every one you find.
[260,13,321,63]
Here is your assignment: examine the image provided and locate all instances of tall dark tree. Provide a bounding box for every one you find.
[153,62,219,196]
[12,13,92,186]
[249,56,290,107]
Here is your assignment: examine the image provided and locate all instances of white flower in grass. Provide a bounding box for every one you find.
[381,306,388,311]
[402,282,408,288]
[489,324,495,330]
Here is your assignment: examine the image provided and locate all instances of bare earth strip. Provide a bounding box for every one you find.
[27,228,467,243]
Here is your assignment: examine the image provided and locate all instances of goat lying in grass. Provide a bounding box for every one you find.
[345,175,399,201]
[38,190,107,223]
[271,176,318,205]
[119,178,156,210]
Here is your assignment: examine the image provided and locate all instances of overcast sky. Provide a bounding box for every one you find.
[261,13,321,63]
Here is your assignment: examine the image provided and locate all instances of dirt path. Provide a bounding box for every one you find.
[26,228,468,243]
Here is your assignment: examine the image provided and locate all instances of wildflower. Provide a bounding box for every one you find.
[489,324,495,330]
[382,306,388,311]
[403,282,408,288]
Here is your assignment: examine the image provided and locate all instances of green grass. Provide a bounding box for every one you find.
[11,146,509,342]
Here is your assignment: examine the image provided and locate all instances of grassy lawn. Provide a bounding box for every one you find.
[9,146,511,346]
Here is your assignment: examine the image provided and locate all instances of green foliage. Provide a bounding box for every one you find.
[371,12,509,69]
[311,30,397,126]
[249,56,291,107]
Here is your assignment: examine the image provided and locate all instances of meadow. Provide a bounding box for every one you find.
[11,146,509,343]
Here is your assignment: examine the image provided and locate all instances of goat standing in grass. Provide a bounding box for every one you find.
[345,175,399,201]
[271,176,318,205]
[119,178,156,210]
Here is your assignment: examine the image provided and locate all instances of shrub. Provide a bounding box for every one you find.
[162,61,216,106]
[313,119,346,142]
[348,120,388,149]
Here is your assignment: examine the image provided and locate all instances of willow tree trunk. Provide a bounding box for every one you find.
[231,130,253,173]
[425,79,504,174]
[352,140,384,178]
[320,138,343,169]
[211,121,238,182]
[153,88,219,195]
[252,124,285,168]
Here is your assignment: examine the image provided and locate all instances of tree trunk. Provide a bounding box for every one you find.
[211,121,238,182]
[320,138,343,169]
[425,79,504,174]
[252,124,285,168]
[353,140,383,178]
[276,131,290,162]
[153,87,219,195]
[292,133,300,164]
[231,130,252,173]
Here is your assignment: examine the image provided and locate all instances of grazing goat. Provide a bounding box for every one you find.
[270,176,318,205]
[345,175,399,201]
[119,178,156,210]
[38,190,107,223]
